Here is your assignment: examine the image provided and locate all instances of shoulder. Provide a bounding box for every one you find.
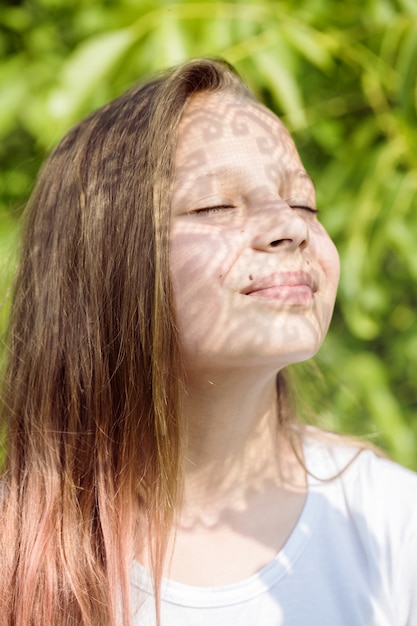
[302,428,417,568]
[303,429,417,622]
[303,429,417,521]
[305,432,417,596]
[303,429,417,501]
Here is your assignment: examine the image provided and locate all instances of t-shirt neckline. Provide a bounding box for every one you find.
[131,439,328,608]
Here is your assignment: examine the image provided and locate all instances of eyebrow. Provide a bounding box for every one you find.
[197,166,244,180]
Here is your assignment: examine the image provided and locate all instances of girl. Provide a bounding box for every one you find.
[0,58,416,625]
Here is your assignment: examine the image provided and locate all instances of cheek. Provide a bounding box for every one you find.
[318,237,340,318]
[169,229,227,352]
[324,238,340,288]
[170,224,238,292]
[310,224,340,285]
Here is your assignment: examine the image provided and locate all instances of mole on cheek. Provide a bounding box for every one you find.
[249,274,253,281]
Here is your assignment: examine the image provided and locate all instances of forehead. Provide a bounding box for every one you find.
[176,93,299,161]
[173,94,307,192]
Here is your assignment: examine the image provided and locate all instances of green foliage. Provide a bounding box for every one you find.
[1,0,416,467]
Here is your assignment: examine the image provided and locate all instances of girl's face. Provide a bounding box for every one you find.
[170,93,340,375]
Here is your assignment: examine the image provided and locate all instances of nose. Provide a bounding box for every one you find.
[251,200,309,252]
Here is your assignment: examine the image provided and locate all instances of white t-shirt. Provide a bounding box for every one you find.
[131,436,417,625]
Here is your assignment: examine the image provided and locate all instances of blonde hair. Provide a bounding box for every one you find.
[0,59,258,625]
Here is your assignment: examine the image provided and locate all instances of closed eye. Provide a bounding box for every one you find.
[290,204,319,215]
[192,204,235,215]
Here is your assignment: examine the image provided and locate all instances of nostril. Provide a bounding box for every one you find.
[269,237,308,249]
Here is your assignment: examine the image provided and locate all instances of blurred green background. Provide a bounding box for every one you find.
[1,0,416,468]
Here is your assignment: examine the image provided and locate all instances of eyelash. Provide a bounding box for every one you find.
[290,205,319,215]
[191,204,318,216]
[193,204,235,215]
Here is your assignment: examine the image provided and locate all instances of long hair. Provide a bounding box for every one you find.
[0,59,255,625]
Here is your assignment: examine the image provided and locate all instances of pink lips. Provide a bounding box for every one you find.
[243,272,316,303]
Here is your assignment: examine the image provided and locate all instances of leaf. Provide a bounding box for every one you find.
[45,28,137,135]
[255,48,306,130]
[281,22,334,71]
[345,352,416,465]
[158,13,189,65]
[0,55,27,135]
[396,19,417,122]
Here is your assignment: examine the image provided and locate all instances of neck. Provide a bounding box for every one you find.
[135,367,308,583]
[179,367,305,522]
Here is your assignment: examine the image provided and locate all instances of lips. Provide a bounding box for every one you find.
[242,271,317,301]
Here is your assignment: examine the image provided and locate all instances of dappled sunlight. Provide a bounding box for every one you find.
[1,1,417,466]
[170,94,339,377]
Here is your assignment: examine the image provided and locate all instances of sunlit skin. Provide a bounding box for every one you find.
[161,94,341,586]
[171,94,340,378]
